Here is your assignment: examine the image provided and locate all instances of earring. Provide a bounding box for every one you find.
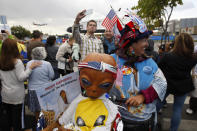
[127,48,135,56]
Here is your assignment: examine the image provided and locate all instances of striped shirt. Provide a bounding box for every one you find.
[72,24,104,60]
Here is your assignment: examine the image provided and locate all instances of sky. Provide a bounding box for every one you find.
[0,0,197,35]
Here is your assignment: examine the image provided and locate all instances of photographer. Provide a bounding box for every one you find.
[56,37,74,76]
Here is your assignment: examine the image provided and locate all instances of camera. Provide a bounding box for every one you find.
[1,30,5,33]
[169,42,174,49]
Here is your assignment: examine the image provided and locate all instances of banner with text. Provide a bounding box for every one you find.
[36,72,81,119]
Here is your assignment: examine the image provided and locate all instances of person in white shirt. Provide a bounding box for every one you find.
[56,37,74,76]
[0,38,40,131]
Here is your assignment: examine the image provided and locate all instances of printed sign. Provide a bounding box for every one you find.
[36,72,81,119]
[0,16,7,24]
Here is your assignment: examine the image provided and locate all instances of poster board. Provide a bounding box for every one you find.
[36,72,81,119]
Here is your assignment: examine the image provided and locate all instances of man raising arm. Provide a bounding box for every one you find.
[72,10,104,60]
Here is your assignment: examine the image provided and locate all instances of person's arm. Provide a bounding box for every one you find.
[72,24,81,45]
[72,10,86,44]
[140,86,158,104]
[15,59,41,81]
[141,68,167,104]
[151,68,167,101]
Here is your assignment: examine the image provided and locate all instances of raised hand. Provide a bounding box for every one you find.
[74,10,86,24]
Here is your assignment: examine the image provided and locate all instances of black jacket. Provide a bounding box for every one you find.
[159,52,197,95]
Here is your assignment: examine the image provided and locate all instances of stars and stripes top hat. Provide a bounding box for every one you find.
[78,61,117,75]
[119,13,153,49]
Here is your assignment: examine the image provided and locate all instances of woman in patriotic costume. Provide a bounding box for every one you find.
[109,13,167,131]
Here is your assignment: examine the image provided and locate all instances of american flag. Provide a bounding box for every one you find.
[78,62,117,75]
[78,62,101,70]
[102,9,118,30]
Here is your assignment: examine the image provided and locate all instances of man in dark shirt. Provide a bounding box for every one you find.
[27,30,44,60]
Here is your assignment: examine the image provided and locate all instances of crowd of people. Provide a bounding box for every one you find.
[0,9,197,131]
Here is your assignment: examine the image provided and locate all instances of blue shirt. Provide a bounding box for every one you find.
[103,38,116,54]
[110,54,166,121]
[27,60,54,90]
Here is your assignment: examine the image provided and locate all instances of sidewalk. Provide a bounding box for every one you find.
[159,95,197,131]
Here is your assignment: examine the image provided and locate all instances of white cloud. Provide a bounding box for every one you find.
[171,0,197,20]
[0,0,196,35]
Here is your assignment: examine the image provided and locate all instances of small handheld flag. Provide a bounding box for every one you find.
[102,9,118,30]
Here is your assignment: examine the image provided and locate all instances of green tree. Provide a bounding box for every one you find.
[11,25,31,40]
[132,0,183,44]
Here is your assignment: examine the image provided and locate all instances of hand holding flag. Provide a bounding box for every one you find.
[102,9,123,46]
